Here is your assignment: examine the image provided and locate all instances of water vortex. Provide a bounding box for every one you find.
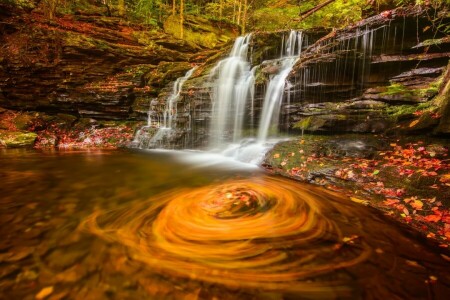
[83,176,371,294]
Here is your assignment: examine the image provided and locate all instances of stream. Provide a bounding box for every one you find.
[1,149,450,299]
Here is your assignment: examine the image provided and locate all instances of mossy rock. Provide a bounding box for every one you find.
[144,61,192,88]
[12,113,36,130]
[0,130,37,148]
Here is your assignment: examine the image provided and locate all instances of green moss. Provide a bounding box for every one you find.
[382,79,441,101]
[0,131,37,148]
[132,31,158,48]
[64,32,111,51]
[254,66,267,85]
[421,38,448,47]
[293,117,312,130]
[13,114,34,130]
[381,83,414,97]
[385,102,435,120]
[4,0,35,9]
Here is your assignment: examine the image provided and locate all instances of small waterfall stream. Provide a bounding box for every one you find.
[132,67,196,149]
[257,31,305,142]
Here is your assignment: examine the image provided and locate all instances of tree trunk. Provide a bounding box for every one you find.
[172,0,176,16]
[237,0,242,25]
[233,0,237,22]
[241,0,248,34]
[43,0,59,20]
[180,0,184,39]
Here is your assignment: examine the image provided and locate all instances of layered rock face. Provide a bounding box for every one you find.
[0,3,236,147]
[0,5,202,120]
[171,7,449,150]
[285,7,450,134]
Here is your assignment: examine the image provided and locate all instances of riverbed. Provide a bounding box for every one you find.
[1,149,449,299]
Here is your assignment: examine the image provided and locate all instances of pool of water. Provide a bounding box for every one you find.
[1,149,449,299]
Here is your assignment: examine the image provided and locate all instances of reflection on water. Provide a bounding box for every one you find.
[1,149,450,299]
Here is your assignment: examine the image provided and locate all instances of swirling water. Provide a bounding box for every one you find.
[1,149,450,299]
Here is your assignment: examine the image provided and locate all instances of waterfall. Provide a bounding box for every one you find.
[209,31,307,148]
[258,31,305,142]
[131,67,196,149]
[205,30,307,163]
[209,34,253,148]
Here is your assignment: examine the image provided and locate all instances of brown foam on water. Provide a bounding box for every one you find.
[83,176,371,295]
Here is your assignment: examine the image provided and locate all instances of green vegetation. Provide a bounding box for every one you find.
[5,0,448,34]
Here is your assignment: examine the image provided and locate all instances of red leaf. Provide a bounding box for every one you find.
[383,199,399,206]
[441,215,450,224]
[424,215,441,222]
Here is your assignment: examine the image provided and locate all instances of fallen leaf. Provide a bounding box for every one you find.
[440,254,450,262]
[424,215,441,222]
[427,232,436,238]
[350,197,369,206]
[410,200,423,210]
[36,286,54,299]
[440,174,450,183]
[383,199,399,206]
[273,153,280,159]
[405,260,422,268]
[409,120,419,128]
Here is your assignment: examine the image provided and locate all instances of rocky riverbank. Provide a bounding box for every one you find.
[0,2,236,148]
[263,134,450,248]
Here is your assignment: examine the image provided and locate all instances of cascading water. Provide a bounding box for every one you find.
[209,34,254,148]
[132,67,196,149]
[165,67,197,129]
[258,31,305,142]
[208,30,307,163]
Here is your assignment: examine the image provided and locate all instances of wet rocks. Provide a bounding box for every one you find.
[0,4,225,138]
[263,134,450,247]
[0,131,37,148]
[285,7,450,135]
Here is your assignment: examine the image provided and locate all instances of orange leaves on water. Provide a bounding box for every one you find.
[36,287,54,299]
[342,235,360,244]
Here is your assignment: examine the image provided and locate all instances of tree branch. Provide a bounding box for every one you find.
[296,0,336,21]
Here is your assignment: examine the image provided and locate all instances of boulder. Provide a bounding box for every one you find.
[0,130,37,148]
